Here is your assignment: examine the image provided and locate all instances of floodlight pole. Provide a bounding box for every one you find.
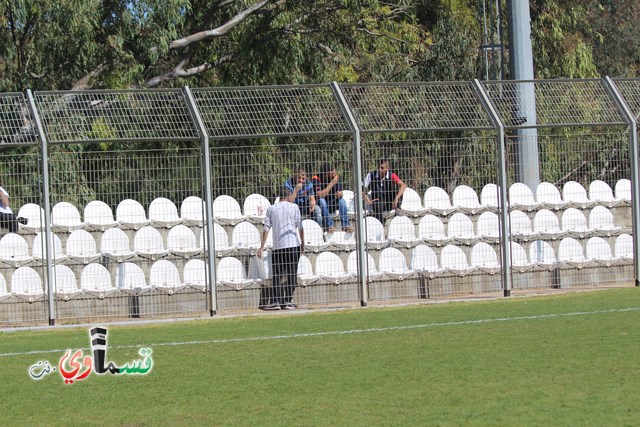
[473,80,512,296]
[603,77,640,286]
[330,82,368,306]
[183,86,218,315]
[26,89,56,324]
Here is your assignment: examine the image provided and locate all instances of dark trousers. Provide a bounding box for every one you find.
[271,245,301,305]
[0,211,19,233]
[370,193,403,224]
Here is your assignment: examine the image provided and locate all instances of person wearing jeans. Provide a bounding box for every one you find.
[312,163,352,233]
[257,188,305,310]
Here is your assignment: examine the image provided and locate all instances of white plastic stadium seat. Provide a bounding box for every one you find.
[510,242,535,273]
[439,244,476,277]
[470,242,500,275]
[180,196,206,227]
[423,186,455,216]
[148,197,183,228]
[203,223,234,257]
[588,180,616,208]
[509,183,540,212]
[53,264,81,299]
[116,199,151,230]
[535,182,568,211]
[557,237,592,269]
[585,236,618,267]
[341,190,356,218]
[562,181,595,209]
[301,219,330,253]
[347,251,384,282]
[417,214,451,247]
[149,260,183,292]
[315,252,353,285]
[32,233,67,265]
[378,247,415,281]
[66,229,101,264]
[183,259,208,290]
[561,208,593,239]
[396,187,428,217]
[410,244,443,279]
[588,206,621,237]
[51,201,86,232]
[509,210,538,242]
[212,195,246,226]
[11,266,44,298]
[80,263,115,295]
[476,211,500,244]
[216,257,254,291]
[614,179,631,206]
[533,209,566,240]
[387,215,421,249]
[446,212,480,246]
[0,233,33,267]
[167,224,203,259]
[363,216,389,250]
[297,254,320,287]
[133,226,169,260]
[83,200,118,231]
[452,185,485,215]
[479,183,500,212]
[16,203,45,233]
[528,240,557,270]
[327,231,356,252]
[100,227,136,263]
[243,193,271,224]
[115,262,150,291]
[231,222,263,256]
[614,234,633,263]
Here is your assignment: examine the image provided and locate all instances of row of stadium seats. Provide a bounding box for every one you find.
[0,259,207,300]
[0,204,628,269]
[13,179,631,236]
[3,233,633,299]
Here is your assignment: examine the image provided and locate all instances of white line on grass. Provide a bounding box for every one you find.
[2,307,639,358]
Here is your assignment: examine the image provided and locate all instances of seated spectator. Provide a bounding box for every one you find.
[362,159,407,224]
[312,163,352,233]
[0,186,27,233]
[283,168,322,225]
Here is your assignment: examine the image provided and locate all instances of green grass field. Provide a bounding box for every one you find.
[1,289,639,426]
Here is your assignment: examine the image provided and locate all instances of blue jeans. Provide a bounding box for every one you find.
[318,197,349,229]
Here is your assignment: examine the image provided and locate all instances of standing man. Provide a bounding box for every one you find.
[362,159,407,224]
[283,168,322,226]
[257,188,305,310]
[312,162,352,233]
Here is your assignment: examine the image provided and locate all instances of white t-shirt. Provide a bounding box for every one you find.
[263,200,302,250]
[0,187,12,214]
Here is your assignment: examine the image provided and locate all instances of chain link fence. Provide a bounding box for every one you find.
[0,79,638,326]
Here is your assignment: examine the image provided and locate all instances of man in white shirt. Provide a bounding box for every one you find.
[0,186,27,233]
[257,188,305,310]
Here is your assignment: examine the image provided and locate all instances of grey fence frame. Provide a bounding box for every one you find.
[1,78,638,325]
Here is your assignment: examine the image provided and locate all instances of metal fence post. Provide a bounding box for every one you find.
[183,86,218,314]
[603,77,640,286]
[473,80,512,296]
[25,89,56,324]
[331,82,367,306]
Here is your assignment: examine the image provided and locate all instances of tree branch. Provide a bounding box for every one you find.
[145,55,233,88]
[169,0,275,50]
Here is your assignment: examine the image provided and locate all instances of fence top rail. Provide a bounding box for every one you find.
[480,79,628,129]
[611,78,640,122]
[339,81,496,132]
[0,93,38,146]
[191,85,353,139]
[32,89,201,144]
